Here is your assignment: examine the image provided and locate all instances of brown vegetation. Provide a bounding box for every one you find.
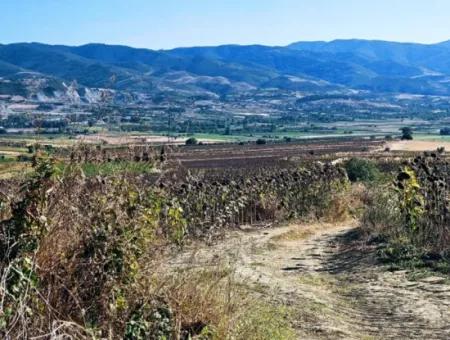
[0,144,347,338]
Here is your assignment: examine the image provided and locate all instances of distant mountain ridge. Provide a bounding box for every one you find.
[1,39,450,98]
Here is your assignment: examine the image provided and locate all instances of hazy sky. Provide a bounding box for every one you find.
[1,0,449,49]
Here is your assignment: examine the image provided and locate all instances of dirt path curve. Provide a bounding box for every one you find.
[170,222,450,339]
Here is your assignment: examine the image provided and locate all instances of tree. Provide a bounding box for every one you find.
[256,138,267,145]
[185,137,198,146]
[400,127,413,140]
[345,158,380,182]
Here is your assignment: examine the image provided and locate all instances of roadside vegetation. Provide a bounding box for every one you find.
[344,158,380,183]
[361,152,450,274]
[0,145,347,339]
[1,140,450,338]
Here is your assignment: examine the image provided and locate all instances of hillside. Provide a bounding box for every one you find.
[1,40,450,98]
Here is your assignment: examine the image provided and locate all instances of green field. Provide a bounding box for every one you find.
[414,134,450,142]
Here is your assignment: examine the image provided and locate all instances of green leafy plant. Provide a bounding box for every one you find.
[345,158,380,182]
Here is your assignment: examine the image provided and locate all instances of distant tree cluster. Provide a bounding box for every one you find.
[185,137,198,145]
[256,138,267,145]
[400,127,413,140]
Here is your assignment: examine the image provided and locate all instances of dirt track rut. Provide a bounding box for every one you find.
[171,223,450,339]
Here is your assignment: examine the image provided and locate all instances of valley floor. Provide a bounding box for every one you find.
[170,222,450,339]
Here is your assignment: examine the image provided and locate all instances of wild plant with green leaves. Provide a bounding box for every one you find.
[363,152,450,265]
[395,153,450,253]
[0,147,347,338]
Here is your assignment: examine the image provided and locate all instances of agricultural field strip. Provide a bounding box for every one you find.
[170,141,385,162]
[172,141,385,155]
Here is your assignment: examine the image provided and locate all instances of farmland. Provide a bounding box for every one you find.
[0,135,388,177]
[1,135,450,338]
[3,57,450,336]
[4,8,450,338]
[167,138,385,168]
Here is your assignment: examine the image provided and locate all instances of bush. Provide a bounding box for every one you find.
[185,137,198,145]
[160,265,296,340]
[256,138,267,145]
[0,151,348,338]
[361,185,402,238]
[362,153,450,270]
[16,154,32,162]
[344,158,380,182]
[400,127,413,140]
[394,154,450,252]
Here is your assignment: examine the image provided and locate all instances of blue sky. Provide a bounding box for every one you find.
[1,0,449,49]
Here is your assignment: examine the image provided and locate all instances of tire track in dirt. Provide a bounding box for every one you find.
[169,222,450,339]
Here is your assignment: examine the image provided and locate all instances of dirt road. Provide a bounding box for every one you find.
[388,140,450,152]
[171,222,450,339]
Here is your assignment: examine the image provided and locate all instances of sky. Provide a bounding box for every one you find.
[1,0,449,49]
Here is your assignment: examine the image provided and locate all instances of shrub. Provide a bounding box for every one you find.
[160,265,296,340]
[185,137,198,146]
[0,148,346,338]
[362,153,450,267]
[395,154,450,252]
[0,156,165,337]
[344,158,380,182]
[361,185,402,238]
[400,127,413,140]
[256,138,267,145]
[16,154,32,162]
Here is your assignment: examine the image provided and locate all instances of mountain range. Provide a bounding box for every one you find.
[2,39,450,99]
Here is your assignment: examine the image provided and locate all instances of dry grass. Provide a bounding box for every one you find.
[163,266,238,337]
[158,264,297,340]
[388,140,450,152]
[271,225,316,242]
[268,183,363,243]
[271,221,354,242]
[297,273,355,296]
[1,153,349,338]
[0,162,31,179]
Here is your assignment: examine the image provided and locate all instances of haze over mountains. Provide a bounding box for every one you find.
[2,39,450,101]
